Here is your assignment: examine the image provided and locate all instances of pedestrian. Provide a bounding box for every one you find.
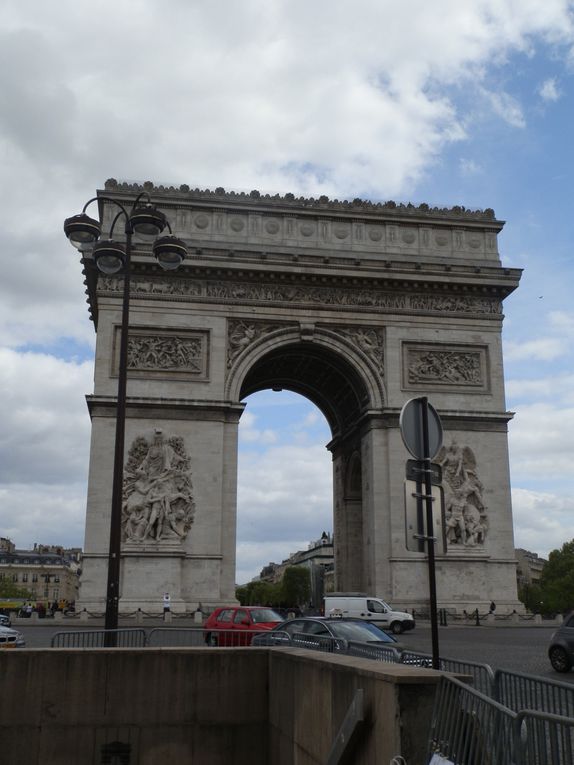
[489,601,496,614]
[163,592,171,619]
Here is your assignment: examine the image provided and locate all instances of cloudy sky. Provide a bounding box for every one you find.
[1,1,573,584]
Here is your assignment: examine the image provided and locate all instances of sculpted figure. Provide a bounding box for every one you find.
[437,442,488,547]
[121,430,195,544]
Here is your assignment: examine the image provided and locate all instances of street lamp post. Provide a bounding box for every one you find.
[64,192,187,645]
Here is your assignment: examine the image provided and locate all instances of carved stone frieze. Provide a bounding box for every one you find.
[113,328,209,380]
[404,344,487,390]
[436,442,488,548]
[330,326,384,377]
[99,275,502,318]
[227,320,287,368]
[122,430,196,547]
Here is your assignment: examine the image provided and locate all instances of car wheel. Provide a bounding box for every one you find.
[390,621,403,635]
[549,646,572,673]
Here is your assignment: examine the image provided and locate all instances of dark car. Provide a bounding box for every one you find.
[203,606,283,646]
[252,616,402,651]
[548,612,574,673]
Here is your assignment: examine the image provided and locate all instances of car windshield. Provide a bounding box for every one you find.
[327,621,397,643]
[250,608,282,624]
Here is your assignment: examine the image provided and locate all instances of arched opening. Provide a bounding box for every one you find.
[236,341,370,596]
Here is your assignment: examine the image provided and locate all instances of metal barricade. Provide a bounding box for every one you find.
[440,657,494,697]
[50,628,146,648]
[516,709,574,764]
[493,668,574,718]
[427,675,518,765]
[200,627,273,647]
[399,650,433,667]
[290,632,346,653]
[346,641,401,664]
[147,627,206,647]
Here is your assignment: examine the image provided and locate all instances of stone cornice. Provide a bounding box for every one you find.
[102,178,502,226]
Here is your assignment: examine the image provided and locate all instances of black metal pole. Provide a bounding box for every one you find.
[103,226,132,646]
[421,396,440,669]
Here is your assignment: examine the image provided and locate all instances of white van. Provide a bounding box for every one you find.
[324,594,415,634]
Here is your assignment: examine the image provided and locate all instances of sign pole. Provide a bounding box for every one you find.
[421,396,440,669]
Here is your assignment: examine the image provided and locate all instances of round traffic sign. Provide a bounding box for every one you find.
[399,397,443,460]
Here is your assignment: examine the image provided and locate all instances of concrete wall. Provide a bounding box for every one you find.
[0,647,442,764]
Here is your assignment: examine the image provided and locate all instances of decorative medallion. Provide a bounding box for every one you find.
[402,229,416,244]
[300,222,315,237]
[368,226,383,242]
[334,224,350,240]
[230,217,245,232]
[265,219,280,235]
[194,214,209,230]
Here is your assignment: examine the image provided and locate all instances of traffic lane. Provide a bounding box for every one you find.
[400,625,574,682]
[12,622,574,683]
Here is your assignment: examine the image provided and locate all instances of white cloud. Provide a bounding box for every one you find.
[459,158,483,176]
[504,337,566,361]
[512,488,573,557]
[483,90,526,128]
[509,402,574,480]
[238,410,278,445]
[538,78,561,102]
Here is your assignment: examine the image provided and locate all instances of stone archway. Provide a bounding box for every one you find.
[78,180,523,614]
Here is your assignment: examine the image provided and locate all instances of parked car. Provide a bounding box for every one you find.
[252,616,402,651]
[0,626,25,648]
[0,613,11,627]
[548,612,574,673]
[324,595,415,634]
[203,606,283,646]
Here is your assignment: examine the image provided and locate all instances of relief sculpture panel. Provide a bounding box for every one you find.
[436,442,488,549]
[404,344,488,392]
[122,429,195,546]
[113,328,209,381]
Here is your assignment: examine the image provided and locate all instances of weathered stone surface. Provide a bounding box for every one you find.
[78,184,522,614]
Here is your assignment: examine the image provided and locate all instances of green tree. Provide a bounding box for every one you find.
[537,540,574,614]
[0,580,33,599]
[280,566,311,607]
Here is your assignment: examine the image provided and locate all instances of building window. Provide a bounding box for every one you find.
[32,574,38,583]
[12,574,18,582]
[54,576,60,583]
[22,573,28,583]
[43,587,49,598]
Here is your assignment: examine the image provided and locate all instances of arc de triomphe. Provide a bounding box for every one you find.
[78,179,522,614]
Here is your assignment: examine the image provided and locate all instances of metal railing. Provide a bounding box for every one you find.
[516,709,574,764]
[147,627,206,647]
[51,628,146,648]
[427,675,518,765]
[398,651,494,695]
[493,668,574,718]
[346,640,401,664]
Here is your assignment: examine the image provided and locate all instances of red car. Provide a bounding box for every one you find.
[203,606,283,646]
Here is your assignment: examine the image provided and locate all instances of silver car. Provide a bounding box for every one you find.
[0,625,25,648]
[548,612,574,673]
[0,613,11,627]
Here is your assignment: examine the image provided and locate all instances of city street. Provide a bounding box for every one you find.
[9,619,573,684]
